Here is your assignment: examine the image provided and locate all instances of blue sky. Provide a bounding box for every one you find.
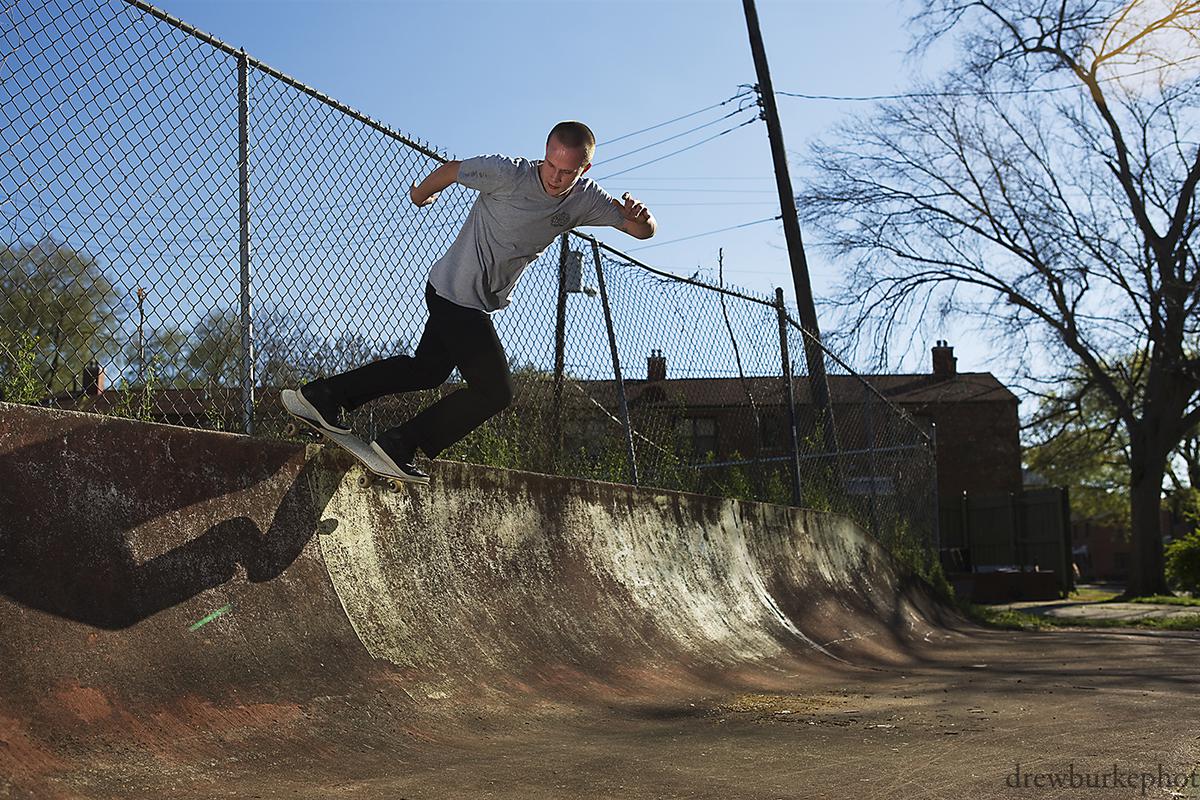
[146,0,974,374]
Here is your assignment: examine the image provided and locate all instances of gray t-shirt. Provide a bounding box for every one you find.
[427,154,626,312]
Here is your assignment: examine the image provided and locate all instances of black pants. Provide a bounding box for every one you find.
[323,283,514,458]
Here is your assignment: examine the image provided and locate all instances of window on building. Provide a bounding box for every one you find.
[677,416,717,458]
[566,415,610,458]
[760,412,789,450]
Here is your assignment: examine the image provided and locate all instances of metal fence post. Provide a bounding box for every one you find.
[1059,486,1074,595]
[552,234,569,466]
[592,239,638,486]
[237,50,255,435]
[1011,491,1024,571]
[775,288,802,506]
[865,381,880,541]
[960,491,971,568]
[930,421,942,556]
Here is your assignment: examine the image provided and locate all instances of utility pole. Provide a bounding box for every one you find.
[741,0,838,457]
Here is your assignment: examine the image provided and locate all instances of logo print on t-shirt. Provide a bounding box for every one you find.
[551,211,570,228]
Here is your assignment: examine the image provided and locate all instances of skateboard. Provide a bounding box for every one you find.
[280,389,425,492]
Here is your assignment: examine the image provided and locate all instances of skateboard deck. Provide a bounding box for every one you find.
[280,389,427,491]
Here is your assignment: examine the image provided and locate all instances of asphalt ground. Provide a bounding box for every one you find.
[22,622,1198,800]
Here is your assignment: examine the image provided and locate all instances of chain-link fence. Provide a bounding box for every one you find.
[2,0,940,578]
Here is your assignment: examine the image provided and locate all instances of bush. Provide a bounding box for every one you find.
[1165,531,1200,594]
[0,332,43,404]
[113,356,162,423]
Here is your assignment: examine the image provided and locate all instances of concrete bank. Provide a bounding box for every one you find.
[0,402,941,798]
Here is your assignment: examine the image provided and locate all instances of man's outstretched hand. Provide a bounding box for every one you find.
[613,192,650,224]
[612,192,656,240]
[410,183,441,207]
[410,161,461,208]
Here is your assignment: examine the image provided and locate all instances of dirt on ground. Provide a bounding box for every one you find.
[14,622,1194,800]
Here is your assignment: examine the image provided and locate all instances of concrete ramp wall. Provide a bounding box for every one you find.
[0,403,939,798]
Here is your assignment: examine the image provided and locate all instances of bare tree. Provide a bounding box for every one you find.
[800,0,1200,595]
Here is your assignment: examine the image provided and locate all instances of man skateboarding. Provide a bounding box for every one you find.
[285,121,657,484]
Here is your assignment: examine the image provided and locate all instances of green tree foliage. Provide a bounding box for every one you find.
[1027,359,1200,530]
[1,239,120,395]
[130,306,409,389]
[1026,365,1139,524]
[1167,432,1200,516]
[1165,531,1200,593]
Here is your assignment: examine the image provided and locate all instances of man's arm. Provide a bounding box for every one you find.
[612,192,657,240]
[410,160,461,207]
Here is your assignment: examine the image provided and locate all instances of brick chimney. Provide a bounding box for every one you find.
[647,349,666,382]
[931,340,957,378]
[83,360,106,396]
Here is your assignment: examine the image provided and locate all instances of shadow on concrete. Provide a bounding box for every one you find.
[0,415,344,629]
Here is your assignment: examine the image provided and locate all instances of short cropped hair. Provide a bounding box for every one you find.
[547,121,596,162]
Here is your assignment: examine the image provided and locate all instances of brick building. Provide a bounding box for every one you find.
[44,343,1024,507]
[604,341,1022,503]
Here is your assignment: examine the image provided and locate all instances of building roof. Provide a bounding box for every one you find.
[37,369,1014,424]
[43,387,247,424]
[857,373,1017,405]
[612,372,1015,409]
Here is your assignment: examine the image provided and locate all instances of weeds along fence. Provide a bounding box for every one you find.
[1,0,940,575]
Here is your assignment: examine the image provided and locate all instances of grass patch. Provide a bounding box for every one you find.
[1069,586,1121,603]
[1124,594,1200,607]
[962,604,1200,632]
[963,604,1049,631]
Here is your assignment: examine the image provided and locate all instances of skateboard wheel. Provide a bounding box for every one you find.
[356,474,371,489]
[283,422,298,436]
[388,479,402,493]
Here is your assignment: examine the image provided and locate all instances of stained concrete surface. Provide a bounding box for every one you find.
[1,403,1197,799]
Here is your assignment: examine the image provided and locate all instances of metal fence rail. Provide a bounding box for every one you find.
[1,0,940,578]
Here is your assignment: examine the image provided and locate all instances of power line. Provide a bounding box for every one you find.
[638,201,778,207]
[595,117,760,181]
[776,54,1200,102]
[619,187,779,194]
[598,176,775,181]
[597,89,754,146]
[625,215,782,252]
[778,88,1070,101]
[598,107,749,165]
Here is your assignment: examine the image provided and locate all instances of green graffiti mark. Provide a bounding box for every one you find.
[189,603,233,632]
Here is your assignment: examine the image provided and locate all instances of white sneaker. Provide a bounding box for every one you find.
[369,441,430,485]
[283,385,351,435]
